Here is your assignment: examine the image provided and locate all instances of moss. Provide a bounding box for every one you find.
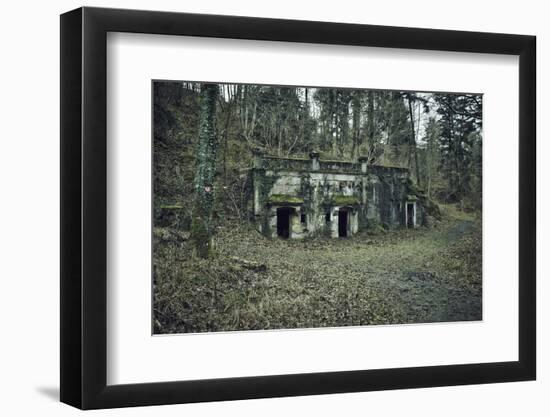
[268,194,304,205]
[331,195,360,206]
[321,158,355,164]
[263,155,309,162]
[371,163,408,169]
[299,173,315,214]
[257,171,279,203]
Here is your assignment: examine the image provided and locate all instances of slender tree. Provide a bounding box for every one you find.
[191,84,219,258]
[403,92,424,185]
[422,117,441,197]
[350,90,363,159]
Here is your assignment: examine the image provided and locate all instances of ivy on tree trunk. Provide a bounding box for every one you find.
[191,84,219,258]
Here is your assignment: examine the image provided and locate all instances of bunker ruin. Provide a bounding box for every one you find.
[252,150,424,239]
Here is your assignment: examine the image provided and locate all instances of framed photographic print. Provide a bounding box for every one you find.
[60,6,536,409]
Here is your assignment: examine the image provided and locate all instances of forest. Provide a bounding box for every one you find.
[153,81,483,334]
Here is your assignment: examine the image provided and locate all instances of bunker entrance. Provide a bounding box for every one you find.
[338,209,349,238]
[276,207,293,239]
[406,202,415,228]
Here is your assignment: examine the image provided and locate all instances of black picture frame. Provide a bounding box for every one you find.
[60,6,536,410]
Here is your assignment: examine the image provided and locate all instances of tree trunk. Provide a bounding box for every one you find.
[351,92,361,160]
[221,87,234,181]
[407,95,421,187]
[191,84,219,258]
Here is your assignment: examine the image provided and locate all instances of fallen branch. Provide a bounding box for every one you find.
[228,256,267,272]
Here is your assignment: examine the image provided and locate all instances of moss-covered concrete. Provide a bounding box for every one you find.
[331,195,360,206]
[252,153,433,238]
[268,194,304,205]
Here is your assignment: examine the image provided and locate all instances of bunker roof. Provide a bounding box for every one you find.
[255,153,409,175]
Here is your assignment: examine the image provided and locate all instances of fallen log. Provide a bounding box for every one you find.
[228,256,267,272]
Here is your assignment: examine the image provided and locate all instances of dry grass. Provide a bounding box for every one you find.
[153,207,482,334]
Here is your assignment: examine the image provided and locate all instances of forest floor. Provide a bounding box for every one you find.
[153,205,482,334]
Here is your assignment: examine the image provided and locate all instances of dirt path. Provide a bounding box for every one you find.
[361,220,480,323]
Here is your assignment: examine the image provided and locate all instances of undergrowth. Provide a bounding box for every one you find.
[154,207,482,334]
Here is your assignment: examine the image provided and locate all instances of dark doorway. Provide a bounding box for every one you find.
[406,203,415,228]
[276,207,292,239]
[338,209,348,237]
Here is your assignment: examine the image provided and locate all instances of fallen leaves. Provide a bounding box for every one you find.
[153,209,482,334]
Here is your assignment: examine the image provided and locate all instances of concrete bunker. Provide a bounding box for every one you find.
[252,150,425,239]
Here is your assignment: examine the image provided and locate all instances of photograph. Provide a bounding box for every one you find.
[152,81,483,334]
